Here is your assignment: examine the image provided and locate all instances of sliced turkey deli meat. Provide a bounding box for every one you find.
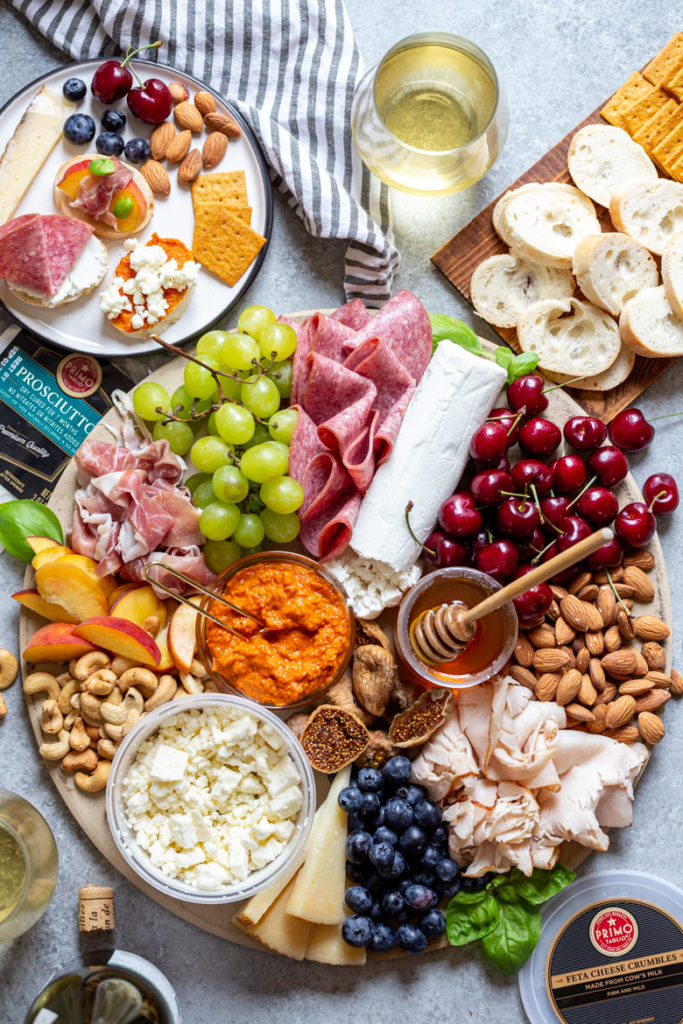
[350,341,507,572]
[0,212,93,296]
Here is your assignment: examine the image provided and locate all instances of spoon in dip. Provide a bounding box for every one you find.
[143,563,266,637]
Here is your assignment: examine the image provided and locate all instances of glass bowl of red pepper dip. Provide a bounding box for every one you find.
[196,551,355,709]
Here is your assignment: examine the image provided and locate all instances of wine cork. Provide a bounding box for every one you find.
[79,884,115,932]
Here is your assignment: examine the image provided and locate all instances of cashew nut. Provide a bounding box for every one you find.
[23,671,60,703]
[40,699,63,735]
[68,658,79,677]
[79,692,104,725]
[83,670,117,696]
[0,693,6,719]
[69,716,90,752]
[84,723,100,742]
[64,709,79,729]
[0,649,18,691]
[73,651,111,681]
[75,760,110,793]
[144,674,177,711]
[141,614,160,636]
[190,658,209,679]
[180,671,204,695]
[70,692,81,710]
[111,656,138,677]
[58,678,80,715]
[107,686,124,706]
[97,737,120,760]
[62,748,98,774]
[56,671,72,687]
[203,679,221,693]
[39,729,70,761]
[101,687,144,725]
[119,667,158,697]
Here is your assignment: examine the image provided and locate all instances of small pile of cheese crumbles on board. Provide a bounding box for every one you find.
[121,706,304,891]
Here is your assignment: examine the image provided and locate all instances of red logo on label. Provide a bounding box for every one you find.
[589,906,639,957]
[57,355,102,399]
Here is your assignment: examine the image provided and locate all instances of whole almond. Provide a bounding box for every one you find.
[578,674,597,706]
[555,617,576,646]
[560,595,604,633]
[597,587,617,627]
[533,648,572,674]
[140,160,171,196]
[514,635,534,668]
[594,682,618,706]
[165,129,192,163]
[577,583,599,602]
[633,615,670,642]
[569,571,592,596]
[556,669,582,705]
[204,111,242,137]
[202,131,228,168]
[634,689,670,713]
[589,657,606,689]
[613,583,636,599]
[174,100,204,132]
[150,121,175,160]
[641,642,666,672]
[585,630,605,656]
[547,599,561,622]
[593,569,622,584]
[605,726,640,743]
[528,624,557,649]
[670,668,683,695]
[550,584,569,601]
[603,625,622,653]
[619,678,655,697]
[194,90,216,116]
[644,670,672,690]
[509,665,537,690]
[536,673,561,701]
[605,694,637,729]
[622,565,655,602]
[168,81,190,104]
[576,647,590,674]
[178,148,202,183]
[617,610,636,641]
[638,711,665,744]
[601,649,639,677]
[521,616,546,631]
[565,703,595,722]
[633,651,649,677]
[624,551,655,571]
[587,704,608,733]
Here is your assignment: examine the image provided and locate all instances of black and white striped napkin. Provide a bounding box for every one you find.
[10,0,400,305]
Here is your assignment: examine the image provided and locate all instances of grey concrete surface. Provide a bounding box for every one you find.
[0,2,682,1021]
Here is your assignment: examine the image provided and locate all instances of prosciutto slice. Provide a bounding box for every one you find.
[71,158,133,228]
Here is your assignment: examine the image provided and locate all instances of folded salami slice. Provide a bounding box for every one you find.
[0,212,92,296]
[291,312,356,405]
[330,297,371,330]
[344,337,416,466]
[342,289,432,383]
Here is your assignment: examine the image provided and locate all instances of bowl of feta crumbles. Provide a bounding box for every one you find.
[105,695,316,904]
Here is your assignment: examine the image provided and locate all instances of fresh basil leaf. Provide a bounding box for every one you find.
[508,864,576,906]
[429,314,486,357]
[495,883,521,905]
[446,892,500,946]
[494,347,513,370]
[480,900,541,975]
[448,889,488,905]
[507,352,539,383]
[0,500,63,563]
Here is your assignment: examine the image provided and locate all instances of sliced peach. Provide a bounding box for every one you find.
[107,582,139,609]
[12,588,77,625]
[25,536,63,556]
[24,622,97,663]
[31,544,72,570]
[153,623,175,673]
[168,597,201,674]
[35,563,108,622]
[73,617,161,667]
[57,161,92,199]
[109,585,168,634]
[54,553,116,597]
[109,181,147,233]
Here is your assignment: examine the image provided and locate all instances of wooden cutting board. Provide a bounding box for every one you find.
[431,100,676,423]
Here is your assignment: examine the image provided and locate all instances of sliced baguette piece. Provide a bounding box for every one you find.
[619,285,683,357]
[497,183,601,269]
[470,253,574,328]
[567,125,657,208]
[572,233,658,315]
[661,231,683,318]
[610,178,683,255]
[517,297,621,376]
[492,183,545,242]
[543,342,636,391]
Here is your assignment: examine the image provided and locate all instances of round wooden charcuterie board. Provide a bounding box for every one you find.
[19,313,673,957]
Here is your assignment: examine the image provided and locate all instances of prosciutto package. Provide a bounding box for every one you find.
[289,290,431,560]
[71,436,214,595]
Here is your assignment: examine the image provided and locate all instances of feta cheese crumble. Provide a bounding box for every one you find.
[100,237,199,327]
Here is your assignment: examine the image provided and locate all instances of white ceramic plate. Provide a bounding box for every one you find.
[0,58,273,358]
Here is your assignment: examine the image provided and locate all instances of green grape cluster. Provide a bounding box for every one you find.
[132,305,302,574]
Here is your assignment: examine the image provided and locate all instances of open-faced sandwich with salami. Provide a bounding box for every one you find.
[53,154,153,239]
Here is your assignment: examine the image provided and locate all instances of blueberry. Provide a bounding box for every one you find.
[346,860,369,884]
[461,875,489,894]
[101,108,126,132]
[345,885,373,915]
[338,786,363,814]
[437,877,462,899]
[63,77,87,102]
[369,901,383,922]
[413,799,442,831]
[368,841,394,872]
[404,884,434,910]
[398,877,414,894]
[413,869,436,888]
[381,890,405,917]
[372,826,398,847]
[435,857,460,884]
[123,137,151,165]
[399,824,427,858]
[379,850,406,880]
[374,806,386,828]
[347,811,364,833]
[361,792,381,819]
[419,909,446,940]
[95,131,125,156]
[369,921,395,953]
[397,923,428,954]
[405,784,427,806]
[384,797,414,832]
[345,830,372,864]
[63,113,96,145]
[430,824,449,846]
[381,755,412,787]
[357,767,383,792]
[421,846,440,869]
[342,915,373,948]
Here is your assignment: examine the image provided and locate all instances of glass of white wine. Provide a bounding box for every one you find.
[352,32,508,194]
[0,789,58,943]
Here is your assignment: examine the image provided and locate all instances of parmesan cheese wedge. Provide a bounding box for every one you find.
[0,86,75,226]
[286,766,351,925]
[242,875,312,961]
[305,921,367,965]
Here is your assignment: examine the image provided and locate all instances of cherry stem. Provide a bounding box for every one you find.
[542,376,586,394]
[566,474,597,511]
[531,538,556,564]
[405,501,436,556]
[606,570,630,614]
[649,411,683,420]
[500,490,527,499]
[648,490,667,512]
[121,40,163,88]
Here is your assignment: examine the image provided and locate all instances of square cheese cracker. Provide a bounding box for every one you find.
[643,33,683,86]
[192,170,252,224]
[601,72,651,127]
[192,206,267,287]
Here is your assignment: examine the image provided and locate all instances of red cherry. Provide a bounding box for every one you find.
[469,422,509,464]
[496,497,540,539]
[438,492,482,538]
[471,454,510,475]
[511,459,553,496]
[127,77,173,124]
[555,515,592,554]
[474,539,519,582]
[551,454,587,494]
[512,565,553,622]
[614,502,656,548]
[563,416,607,452]
[540,495,572,530]
[507,374,548,415]
[588,446,629,487]
[469,528,490,564]
[517,526,546,562]
[423,531,469,568]
[518,417,561,458]
[585,536,624,571]
[608,408,655,452]
[470,470,514,507]
[642,473,679,515]
[488,408,522,447]
[91,59,133,103]
[575,486,619,526]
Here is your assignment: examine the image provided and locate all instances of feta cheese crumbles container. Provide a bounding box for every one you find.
[105,695,316,905]
[518,870,683,1024]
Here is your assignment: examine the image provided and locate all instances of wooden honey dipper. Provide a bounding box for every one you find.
[411,528,613,664]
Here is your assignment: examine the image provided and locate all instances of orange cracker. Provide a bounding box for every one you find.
[192,172,252,224]
[651,120,683,167]
[660,143,683,176]
[633,100,682,147]
[601,72,651,126]
[664,66,683,102]
[668,152,683,181]
[192,205,267,287]
[621,86,673,133]
[643,32,683,86]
